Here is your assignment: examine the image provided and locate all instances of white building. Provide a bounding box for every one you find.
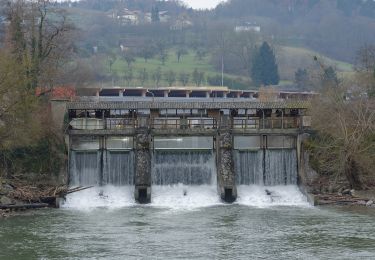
[235,22,261,33]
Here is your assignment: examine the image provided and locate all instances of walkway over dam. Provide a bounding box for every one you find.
[64,88,313,203]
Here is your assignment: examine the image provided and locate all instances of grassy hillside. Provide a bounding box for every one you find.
[278,46,353,81]
[107,46,353,88]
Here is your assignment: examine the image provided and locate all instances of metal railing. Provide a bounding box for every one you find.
[106,118,137,130]
[69,116,300,131]
[152,117,217,129]
[231,117,300,129]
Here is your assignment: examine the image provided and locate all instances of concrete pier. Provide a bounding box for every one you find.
[217,131,237,203]
[134,131,152,204]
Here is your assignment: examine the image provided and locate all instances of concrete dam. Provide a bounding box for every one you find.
[62,87,312,205]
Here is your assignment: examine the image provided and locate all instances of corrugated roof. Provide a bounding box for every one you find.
[67,100,310,110]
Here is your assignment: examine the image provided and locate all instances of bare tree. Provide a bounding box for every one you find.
[175,47,188,63]
[138,68,148,87]
[6,0,75,89]
[355,44,375,97]
[122,50,136,68]
[179,72,189,86]
[192,68,205,86]
[123,68,133,86]
[310,63,375,189]
[165,70,176,87]
[355,44,375,72]
[152,67,162,87]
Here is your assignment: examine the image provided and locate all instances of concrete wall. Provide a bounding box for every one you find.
[50,100,68,130]
[153,136,214,150]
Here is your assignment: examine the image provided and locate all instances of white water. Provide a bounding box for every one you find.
[152,151,215,185]
[103,151,134,185]
[61,186,135,210]
[151,184,221,210]
[69,151,101,186]
[236,185,310,208]
[67,149,309,210]
[62,184,310,210]
[235,149,298,186]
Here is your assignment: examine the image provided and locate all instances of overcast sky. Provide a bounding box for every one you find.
[181,0,226,10]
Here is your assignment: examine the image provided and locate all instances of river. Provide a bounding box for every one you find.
[1,185,375,259]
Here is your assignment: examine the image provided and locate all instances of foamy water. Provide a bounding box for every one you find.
[151,184,221,210]
[61,186,135,210]
[61,185,310,210]
[236,185,310,208]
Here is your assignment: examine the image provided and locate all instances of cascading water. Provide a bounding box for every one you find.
[235,150,264,185]
[152,150,215,185]
[103,151,134,186]
[69,151,101,186]
[235,149,298,185]
[264,149,298,186]
[235,149,308,207]
[69,150,135,186]
[64,150,135,209]
[151,150,220,209]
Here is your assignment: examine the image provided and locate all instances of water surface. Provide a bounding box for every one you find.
[1,186,374,260]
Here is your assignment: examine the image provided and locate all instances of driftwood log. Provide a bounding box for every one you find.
[1,185,93,211]
[316,194,372,206]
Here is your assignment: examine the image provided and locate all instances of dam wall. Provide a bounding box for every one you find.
[64,97,311,203]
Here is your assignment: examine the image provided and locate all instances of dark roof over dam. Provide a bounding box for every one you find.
[67,99,310,110]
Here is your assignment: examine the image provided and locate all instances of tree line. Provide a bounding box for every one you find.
[0,0,74,178]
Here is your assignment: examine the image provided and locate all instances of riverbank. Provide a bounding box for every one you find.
[303,173,375,207]
[0,178,67,218]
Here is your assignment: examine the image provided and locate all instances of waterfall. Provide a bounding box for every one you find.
[264,149,297,185]
[103,151,134,186]
[152,150,215,185]
[235,150,264,185]
[235,149,297,186]
[69,150,134,186]
[69,151,101,186]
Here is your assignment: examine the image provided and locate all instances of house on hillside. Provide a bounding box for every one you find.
[108,8,141,25]
[235,22,261,33]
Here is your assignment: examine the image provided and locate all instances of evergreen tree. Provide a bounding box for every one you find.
[295,68,309,90]
[322,66,339,87]
[251,42,279,87]
[151,6,160,23]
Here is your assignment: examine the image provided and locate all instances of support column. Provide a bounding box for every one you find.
[134,129,151,204]
[217,130,237,203]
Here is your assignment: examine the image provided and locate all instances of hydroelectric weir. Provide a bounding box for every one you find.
[62,87,313,203]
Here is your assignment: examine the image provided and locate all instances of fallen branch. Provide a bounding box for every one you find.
[66,186,93,194]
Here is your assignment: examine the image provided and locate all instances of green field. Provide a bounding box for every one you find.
[109,49,245,87]
[104,46,354,89]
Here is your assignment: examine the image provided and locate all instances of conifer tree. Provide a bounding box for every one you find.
[251,42,279,87]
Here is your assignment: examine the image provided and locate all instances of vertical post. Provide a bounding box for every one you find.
[134,129,151,204]
[262,110,265,129]
[218,114,236,203]
[217,130,237,203]
[262,135,267,185]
